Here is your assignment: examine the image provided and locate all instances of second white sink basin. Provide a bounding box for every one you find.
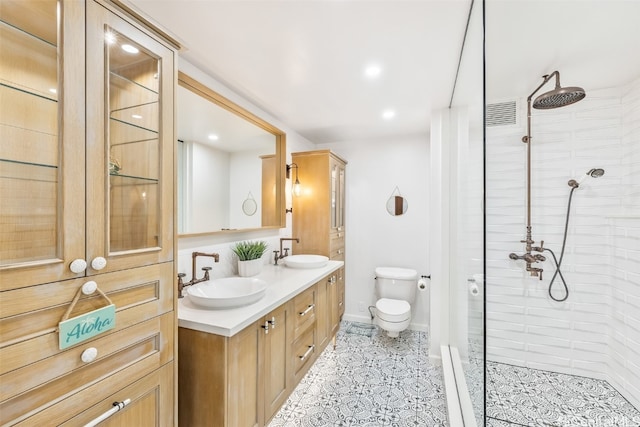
[187,277,268,309]
[284,254,329,269]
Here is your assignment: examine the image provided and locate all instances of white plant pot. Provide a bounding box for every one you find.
[238,258,263,277]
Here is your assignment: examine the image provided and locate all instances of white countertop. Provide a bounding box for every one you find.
[178,260,344,337]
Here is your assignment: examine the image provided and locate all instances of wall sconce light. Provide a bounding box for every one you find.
[286,163,301,197]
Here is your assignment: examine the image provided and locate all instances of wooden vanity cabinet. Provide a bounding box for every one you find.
[179,271,341,426]
[0,1,177,425]
[179,302,292,427]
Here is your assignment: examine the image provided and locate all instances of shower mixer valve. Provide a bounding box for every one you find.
[509,238,546,280]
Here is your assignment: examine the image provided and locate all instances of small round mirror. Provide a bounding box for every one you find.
[242,193,257,216]
[386,195,408,216]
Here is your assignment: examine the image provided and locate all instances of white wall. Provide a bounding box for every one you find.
[319,134,431,331]
[486,77,640,408]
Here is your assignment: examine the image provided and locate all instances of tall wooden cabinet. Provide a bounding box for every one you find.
[292,150,347,324]
[0,1,177,425]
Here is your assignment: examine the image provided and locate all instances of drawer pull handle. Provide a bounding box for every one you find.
[299,345,315,361]
[299,304,314,317]
[268,316,276,328]
[337,233,342,238]
[84,399,131,427]
[261,321,270,334]
[81,347,98,363]
[337,249,343,255]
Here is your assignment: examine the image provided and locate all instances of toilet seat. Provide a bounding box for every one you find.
[375,298,411,322]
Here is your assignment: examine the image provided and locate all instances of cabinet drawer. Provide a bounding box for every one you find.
[16,362,174,427]
[292,285,316,339]
[330,232,345,250]
[0,262,173,370]
[0,312,174,425]
[292,325,316,381]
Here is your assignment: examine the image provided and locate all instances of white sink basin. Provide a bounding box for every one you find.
[187,277,268,309]
[284,254,329,269]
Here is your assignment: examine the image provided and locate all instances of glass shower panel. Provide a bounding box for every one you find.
[485,1,640,425]
[446,0,485,424]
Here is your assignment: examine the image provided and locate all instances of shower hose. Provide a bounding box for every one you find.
[542,186,577,302]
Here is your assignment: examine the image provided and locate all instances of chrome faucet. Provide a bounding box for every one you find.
[274,237,299,265]
[177,251,220,298]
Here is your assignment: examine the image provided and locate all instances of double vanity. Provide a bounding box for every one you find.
[177,260,344,427]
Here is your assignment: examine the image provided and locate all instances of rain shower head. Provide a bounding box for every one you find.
[568,168,605,188]
[533,86,586,109]
[529,71,586,109]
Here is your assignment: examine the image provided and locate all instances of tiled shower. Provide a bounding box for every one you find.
[484,77,640,423]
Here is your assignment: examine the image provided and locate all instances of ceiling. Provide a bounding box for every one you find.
[126,0,640,145]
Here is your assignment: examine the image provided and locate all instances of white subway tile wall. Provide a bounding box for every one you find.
[486,77,640,409]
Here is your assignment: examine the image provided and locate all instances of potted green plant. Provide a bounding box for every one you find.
[232,240,268,277]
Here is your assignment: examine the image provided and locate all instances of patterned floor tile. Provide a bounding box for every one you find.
[267,321,447,427]
[487,361,640,426]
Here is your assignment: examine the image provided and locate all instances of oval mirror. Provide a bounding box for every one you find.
[386,194,408,216]
[177,72,285,235]
[242,194,258,216]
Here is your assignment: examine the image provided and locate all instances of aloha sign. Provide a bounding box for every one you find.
[58,304,116,349]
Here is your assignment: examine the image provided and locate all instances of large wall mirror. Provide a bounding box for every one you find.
[177,72,286,236]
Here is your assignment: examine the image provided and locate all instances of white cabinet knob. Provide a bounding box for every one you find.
[91,257,107,271]
[69,259,87,274]
[81,347,98,363]
[82,281,98,295]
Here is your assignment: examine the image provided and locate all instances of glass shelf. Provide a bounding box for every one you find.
[110,172,159,185]
[110,116,159,135]
[0,18,56,48]
[1,158,57,172]
[0,81,57,103]
[0,22,57,101]
[109,72,159,114]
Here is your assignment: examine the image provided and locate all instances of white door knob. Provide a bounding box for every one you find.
[91,257,107,271]
[81,347,98,363]
[69,259,87,274]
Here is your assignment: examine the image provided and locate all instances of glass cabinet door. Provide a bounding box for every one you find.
[0,0,85,289]
[338,165,345,229]
[330,162,338,229]
[86,1,174,274]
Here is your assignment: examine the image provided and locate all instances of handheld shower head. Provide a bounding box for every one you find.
[568,168,605,188]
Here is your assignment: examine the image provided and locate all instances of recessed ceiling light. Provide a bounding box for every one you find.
[121,44,139,54]
[382,109,396,120]
[132,114,142,119]
[208,134,219,141]
[364,64,382,79]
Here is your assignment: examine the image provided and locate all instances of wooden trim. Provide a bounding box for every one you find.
[177,71,287,235]
[102,0,182,50]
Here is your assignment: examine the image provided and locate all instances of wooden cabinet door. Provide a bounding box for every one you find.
[228,321,263,427]
[85,0,175,275]
[0,0,86,290]
[337,267,346,318]
[327,273,340,339]
[264,302,291,422]
[315,277,329,350]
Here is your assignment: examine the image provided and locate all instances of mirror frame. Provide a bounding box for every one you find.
[177,71,286,236]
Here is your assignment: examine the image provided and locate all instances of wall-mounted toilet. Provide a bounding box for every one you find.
[374,267,418,337]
